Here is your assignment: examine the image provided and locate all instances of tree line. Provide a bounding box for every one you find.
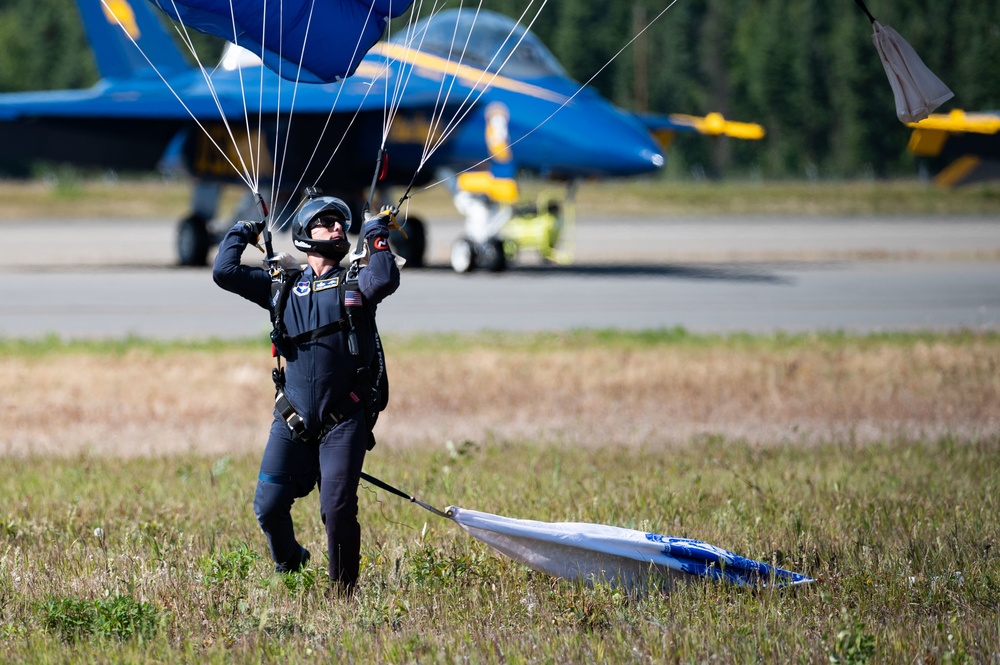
[1,0,997,179]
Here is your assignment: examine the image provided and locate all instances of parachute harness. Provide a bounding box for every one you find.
[261,190,387,449]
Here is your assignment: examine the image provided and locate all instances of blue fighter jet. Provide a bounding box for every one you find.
[0,0,762,269]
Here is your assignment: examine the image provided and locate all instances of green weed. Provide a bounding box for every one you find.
[830,609,877,664]
[200,542,261,587]
[92,595,162,642]
[277,565,321,595]
[38,594,161,643]
[38,597,93,643]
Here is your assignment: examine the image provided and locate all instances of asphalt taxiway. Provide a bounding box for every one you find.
[3,214,998,338]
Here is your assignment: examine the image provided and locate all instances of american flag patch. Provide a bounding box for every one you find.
[344,290,362,307]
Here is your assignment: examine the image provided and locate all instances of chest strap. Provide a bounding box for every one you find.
[281,317,350,346]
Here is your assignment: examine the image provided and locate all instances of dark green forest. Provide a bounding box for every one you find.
[0,0,998,179]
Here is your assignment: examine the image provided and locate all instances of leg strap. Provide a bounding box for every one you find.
[275,389,309,441]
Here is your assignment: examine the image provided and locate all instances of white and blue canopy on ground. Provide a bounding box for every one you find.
[447,507,814,591]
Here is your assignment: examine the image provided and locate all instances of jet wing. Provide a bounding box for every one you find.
[0,82,194,171]
[0,61,447,172]
[635,112,766,151]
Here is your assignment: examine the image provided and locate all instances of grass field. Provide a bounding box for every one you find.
[1,331,998,662]
[1,174,999,219]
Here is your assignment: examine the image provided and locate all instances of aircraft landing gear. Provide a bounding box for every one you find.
[389,216,426,267]
[450,236,506,273]
[450,237,475,273]
[478,237,506,272]
[177,213,211,266]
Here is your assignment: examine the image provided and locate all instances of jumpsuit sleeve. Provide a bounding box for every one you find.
[212,222,272,310]
[357,219,401,306]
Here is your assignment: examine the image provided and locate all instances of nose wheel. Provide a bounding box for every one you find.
[450,237,476,273]
[450,237,507,273]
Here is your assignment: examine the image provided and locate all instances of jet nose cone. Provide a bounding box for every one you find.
[610,149,663,175]
[445,84,666,179]
[520,92,665,177]
[561,117,663,176]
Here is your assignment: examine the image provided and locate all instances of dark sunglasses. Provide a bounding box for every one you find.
[310,216,344,229]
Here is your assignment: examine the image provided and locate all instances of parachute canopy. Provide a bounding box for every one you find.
[448,507,814,591]
[148,0,415,83]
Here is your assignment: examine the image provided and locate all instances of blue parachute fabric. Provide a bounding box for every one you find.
[644,533,811,586]
[148,0,414,83]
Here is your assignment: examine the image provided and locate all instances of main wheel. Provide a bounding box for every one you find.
[450,237,476,273]
[389,216,426,267]
[177,214,211,266]
[476,238,507,272]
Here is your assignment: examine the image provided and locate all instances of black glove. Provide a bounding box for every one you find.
[239,219,267,245]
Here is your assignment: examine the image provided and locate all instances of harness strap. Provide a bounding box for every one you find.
[270,267,352,349]
[269,262,382,451]
[274,389,357,445]
[274,388,308,440]
[284,318,350,345]
[274,370,372,446]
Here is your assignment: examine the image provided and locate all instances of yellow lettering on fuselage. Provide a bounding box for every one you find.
[387,114,442,146]
[101,0,141,39]
[192,126,274,179]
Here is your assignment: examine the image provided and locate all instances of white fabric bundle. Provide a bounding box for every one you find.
[872,21,954,123]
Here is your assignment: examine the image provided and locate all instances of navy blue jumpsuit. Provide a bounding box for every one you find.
[212,219,399,590]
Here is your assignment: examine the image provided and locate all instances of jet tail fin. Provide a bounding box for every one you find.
[75,0,190,80]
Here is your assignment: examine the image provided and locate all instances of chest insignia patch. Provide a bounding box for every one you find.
[293,280,311,297]
[313,277,340,292]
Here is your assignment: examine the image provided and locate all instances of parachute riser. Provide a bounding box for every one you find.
[360,471,450,519]
[349,147,407,280]
[254,192,280,271]
[363,148,387,218]
[393,170,420,221]
[349,148,388,275]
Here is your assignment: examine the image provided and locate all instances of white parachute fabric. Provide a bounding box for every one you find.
[447,507,814,590]
[871,21,953,123]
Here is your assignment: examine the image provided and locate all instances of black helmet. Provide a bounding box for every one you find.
[291,195,352,260]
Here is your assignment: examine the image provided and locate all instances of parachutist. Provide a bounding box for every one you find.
[213,192,401,596]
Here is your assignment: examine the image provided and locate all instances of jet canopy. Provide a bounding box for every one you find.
[394,10,568,80]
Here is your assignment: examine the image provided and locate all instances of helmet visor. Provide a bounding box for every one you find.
[308,215,345,236]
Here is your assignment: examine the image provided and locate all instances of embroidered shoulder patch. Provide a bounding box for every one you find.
[293,280,311,297]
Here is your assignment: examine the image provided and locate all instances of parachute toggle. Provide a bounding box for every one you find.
[148,0,415,83]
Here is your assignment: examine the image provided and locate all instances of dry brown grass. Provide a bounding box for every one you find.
[3,336,998,458]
